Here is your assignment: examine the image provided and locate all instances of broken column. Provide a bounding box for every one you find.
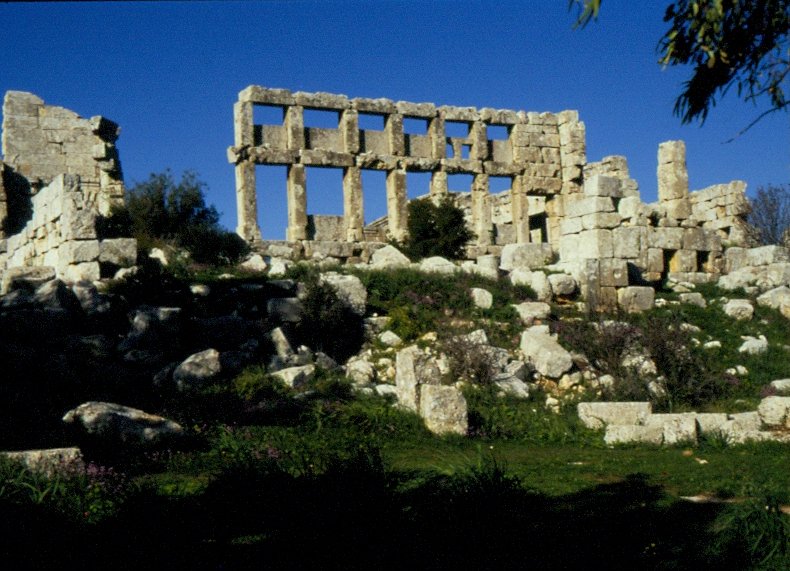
[657,140,691,221]
[287,164,307,241]
[386,169,408,241]
[343,166,364,241]
[472,174,492,247]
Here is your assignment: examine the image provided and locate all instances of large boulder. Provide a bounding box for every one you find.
[500,243,554,271]
[173,348,222,391]
[419,256,457,275]
[519,330,573,379]
[62,402,183,446]
[419,385,468,435]
[723,299,754,321]
[757,396,790,427]
[512,301,551,325]
[470,287,493,309]
[320,272,367,316]
[369,245,410,269]
[756,286,790,318]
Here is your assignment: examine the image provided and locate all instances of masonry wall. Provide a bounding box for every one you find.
[228,85,586,253]
[0,92,135,284]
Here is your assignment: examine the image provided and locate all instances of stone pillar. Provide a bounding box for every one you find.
[430,115,446,159]
[472,174,491,247]
[470,121,488,161]
[343,166,364,241]
[286,106,305,151]
[386,169,408,241]
[234,101,254,147]
[511,174,530,244]
[235,161,261,241]
[287,164,307,241]
[341,109,359,154]
[0,163,6,239]
[386,113,405,156]
[657,140,690,219]
[430,171,448,199]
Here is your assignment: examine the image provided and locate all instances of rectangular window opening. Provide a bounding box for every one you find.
[255,165,288,240]
[305,166,345,240]
[358,113,385,131]
[447,173,474,193]
[406,171,431,200]
[445,121,470,139]
[487,124,510,140]
[529,212,548,243]
[403,117,429,136]
[361,169,388,225]
[254,104,285,126]
[488,176,512,194]
[303,108,340,129]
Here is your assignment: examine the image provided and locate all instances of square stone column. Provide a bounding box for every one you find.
[430,115,446,159]
[470,121,488,161]
[657,140,690,220]
[234,101,254,147]
[386,113,405,156]
[386,169,408,241]
[341,109,359,154]
[234,161,261,241]
[286,106,305,150]
[430,171,448,199]
[286,164,307,241]
[472,173,491,247]
[511,174,530,243]
[343,166,364,241]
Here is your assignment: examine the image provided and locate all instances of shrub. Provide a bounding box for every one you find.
[401,196,474,260]
[108,170,249,266]
[441,335,498,386]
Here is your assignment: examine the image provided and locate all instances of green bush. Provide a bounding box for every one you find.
[106,170,249,266]
[401,196,474,260]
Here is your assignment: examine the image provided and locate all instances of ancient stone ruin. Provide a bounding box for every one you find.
[0,92,136,287]
[228,85,753,310]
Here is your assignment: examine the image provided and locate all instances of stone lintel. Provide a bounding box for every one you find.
[299,149,354,167]
[356,153,400,170]
[400,157,440,171]
[484,161,522,177]
[438,105,480,122]
[352,97,396,114]
[441,158,483,174]
[239,85,295,106]
[294,91,351,110]
[247,147,299,165]
[395,101,436,118]
[480,108,519,125]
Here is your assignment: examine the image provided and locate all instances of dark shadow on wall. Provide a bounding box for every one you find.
[1,167,33,236]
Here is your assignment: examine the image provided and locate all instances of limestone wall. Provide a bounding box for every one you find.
[228,85,586,251]
[0,91,135,284]
[0,91,125,231]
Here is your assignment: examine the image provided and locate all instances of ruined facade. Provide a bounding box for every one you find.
[229,86,752,309]
[0,92,135,285]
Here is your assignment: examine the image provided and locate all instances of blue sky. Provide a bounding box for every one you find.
[2,1,787,239]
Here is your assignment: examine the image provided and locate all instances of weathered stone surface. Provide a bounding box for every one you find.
[679,292,707,308]
[395,345,441,411]
[1,266,56,294]
[617,286,654,313]
[173,349,222,392]
[500,243,554,271]
[98,238,137,266]
[757,396,790,427]
[769,379,790,394]
[547,273,577,296]
[695,413,729,436]
[512,301,551,324]
[32,279,82,313]
[604,424,664,445]
[645,413,698,445]
[756,286,790,318]
[369,244,410,269]
[345,357,376,386]
[419,256,457,274]
[577,402,652,430]
[495,377,531,399]
[62,402,183,446]
[470,287,493,309]
[520,330,572,378]
[738,335,768,355]
[723,299,754,320]
[320,272,367,315]
[2,447,84,478]
[419,384,468,435]
[240,254,268,272]
[271,364,315,390]
[378,330,402,347]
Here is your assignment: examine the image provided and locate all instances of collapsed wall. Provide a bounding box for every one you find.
[0,92,134,287]
[229,86,754,310]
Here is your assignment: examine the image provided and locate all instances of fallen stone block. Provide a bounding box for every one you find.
[271,364,316,390]
[757,396,790,428]
[62,402,183,446]
[2,447,84,478]
[577,402,652,430]
[520,330,572,379]
[173,348,222,392]
[604,424,663,445]
[723,299,754,321]
[645,413,698,445]
[419,384,468,436]
[617,286,655,313]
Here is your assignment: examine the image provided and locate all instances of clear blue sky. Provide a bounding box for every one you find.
[2,1,788,239]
